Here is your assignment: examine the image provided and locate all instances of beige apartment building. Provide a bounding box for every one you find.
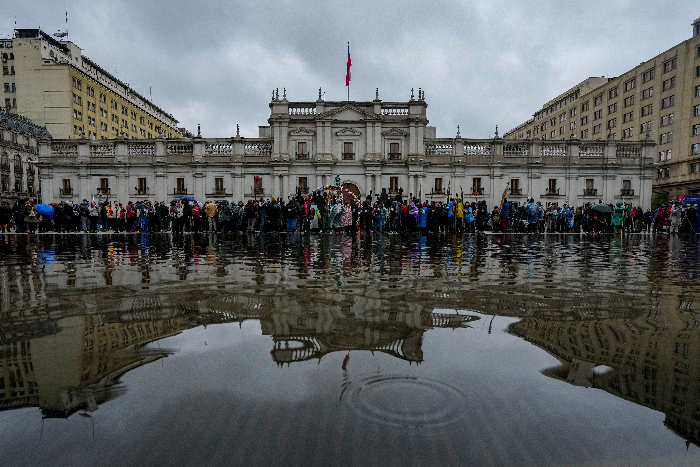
[505,16,700,198]
[1,29,181,140]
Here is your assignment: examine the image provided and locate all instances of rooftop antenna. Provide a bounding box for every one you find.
[53,8,68,39]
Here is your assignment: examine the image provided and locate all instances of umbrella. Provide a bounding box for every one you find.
[179,196,196,202]
[35,203,54,216]
[590,204,612,213]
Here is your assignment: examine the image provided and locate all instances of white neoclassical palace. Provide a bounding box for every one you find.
[38,91,656,208]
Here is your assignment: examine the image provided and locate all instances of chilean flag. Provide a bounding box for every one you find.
[346,43,351,86]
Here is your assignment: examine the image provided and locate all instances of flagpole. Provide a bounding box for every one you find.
[347,42,350,101]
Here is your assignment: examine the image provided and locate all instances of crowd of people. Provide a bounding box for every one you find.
[1,192,699,235]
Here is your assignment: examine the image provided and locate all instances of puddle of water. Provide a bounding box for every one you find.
[0,233,699,466]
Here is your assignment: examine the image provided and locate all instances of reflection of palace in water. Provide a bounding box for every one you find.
[0,286,477,417]
[510,306,700,448]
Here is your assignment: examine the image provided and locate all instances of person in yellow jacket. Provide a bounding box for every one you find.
[205,200,218,232]
[456,198,464,233]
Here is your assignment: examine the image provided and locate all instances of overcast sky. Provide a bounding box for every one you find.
[2,1,699,138]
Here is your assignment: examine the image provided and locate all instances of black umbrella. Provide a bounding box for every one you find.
[591,204,613,213]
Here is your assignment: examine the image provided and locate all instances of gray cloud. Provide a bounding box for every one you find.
[3,0,698,138]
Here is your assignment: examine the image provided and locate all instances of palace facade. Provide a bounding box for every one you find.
[38,91,655,208]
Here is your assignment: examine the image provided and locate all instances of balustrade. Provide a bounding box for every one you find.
[128,143,154,157]
[381,106,409,115]
[205,143,232,155]
[90,144,116,157]
[464,143,491,156]
[509,188,523,196]
[52,144,78,157]
[579,145,604,157]
[540,144,566,157]
[296,153,309,160]
[545,188,560,196]
[503,144,529,157]
[288,105,316,116]
[425,143,453,155]
[616,145,641,158]
[583,188,598,196]
[342,152,355,161]
[59,188,72,196]
[244,141,272,156]
[620,189,635,196]
[167,143,193,155]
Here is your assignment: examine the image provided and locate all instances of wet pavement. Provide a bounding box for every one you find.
[0,232,699,466]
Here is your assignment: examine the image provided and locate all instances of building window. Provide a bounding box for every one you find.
[389,142,400,160]
[581,115,588,125]
[691,163,698,174]
[434,178,443,194]
[642,87,653,100]
[608,103,617,114]
[641,104,653,116]
[640,121,652,133]
[624,96,635,107]
[696,66,700,78]
[608,88,618,99]
[623,128,633,139]
[594,109,602,120]
[389,176,399,194]
[560,113,566,122]
[581,101,589,112]
[607,118,617,129]
[570,107,577,117]
[547,179,557,195]
[510,179,520,195]
[137,177,147,195]
[643,69,655,83]
[342,141,354,160]
[693,124,699,136]
[570,121,576,131]
[472,178,482,195]
[593,124,602,135]
[61,179,72,195]
[176,178,186,195]
[692,144,699,155]
[662,77,676,91]
[663,57,677,73]
[624,78,636,92]
[594,95,603,106]
[661,95,675,109]
[695,105,700,117]
[550,130,555,138]
[560,126,565,135]
[623,111,633,123]
[98,178,109,195]
[253,176,262,195]
[214,177,224,194]
[298,177,308,194]
[581,129,589,138]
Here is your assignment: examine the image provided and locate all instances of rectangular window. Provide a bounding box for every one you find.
[434,178,443,193]
[296,141,307,158]
[137,177,147,195]
[61,179,71,195]
[693,124,699,136]
[593,124,602,135]
[663,57,677,73]
[581,101,589,112]
[695,105,700,117]
[581,129,589,138]
[624,95,635,107]
[389,142,400,160]
[586,179,595,190]
[640,121,652,133]
[510,179,520,195]
[298,177,308,194]
[623,127,633,139]
[623,179,632,191]
[661,95,675,109]
[641,104,653,116]
[608,88,618,99]
[643,69,655,83]
[177,178,186,194]
[594,109,602,120]
[99,178,109,195]
[581,115,588,125]
[607,118,617,129]
[215,177,224,194]
[548,179,557,195]
[692,144,699,155]
[662,77,676,91]
[570,107,577,117]
[389,176,399,194]
[623,111,633,123]
[608,103,617,114]
[594,95,603,106]
[570,121,576,131]
[342,141,354,160]
[472,178,482,195]
[560,126,565,135]
[642,87,653,99]
[624,78,636,92]
[691,163,698,174]
[696,66,700,78]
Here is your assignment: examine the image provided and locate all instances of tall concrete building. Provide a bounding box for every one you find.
[505,16,700,198]
[1,29,181,140]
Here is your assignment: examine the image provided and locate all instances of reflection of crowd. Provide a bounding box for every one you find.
[1,194,699,235]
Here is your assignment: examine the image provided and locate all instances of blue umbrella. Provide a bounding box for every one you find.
[35,204,54,216]
[180,196,196,202]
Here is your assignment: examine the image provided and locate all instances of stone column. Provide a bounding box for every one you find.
[272,174,279,199]
[374,173,381,195]
[282,175,289,201]
[365,173,372,196]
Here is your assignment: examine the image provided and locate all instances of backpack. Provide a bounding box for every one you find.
[191,205,200,216]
